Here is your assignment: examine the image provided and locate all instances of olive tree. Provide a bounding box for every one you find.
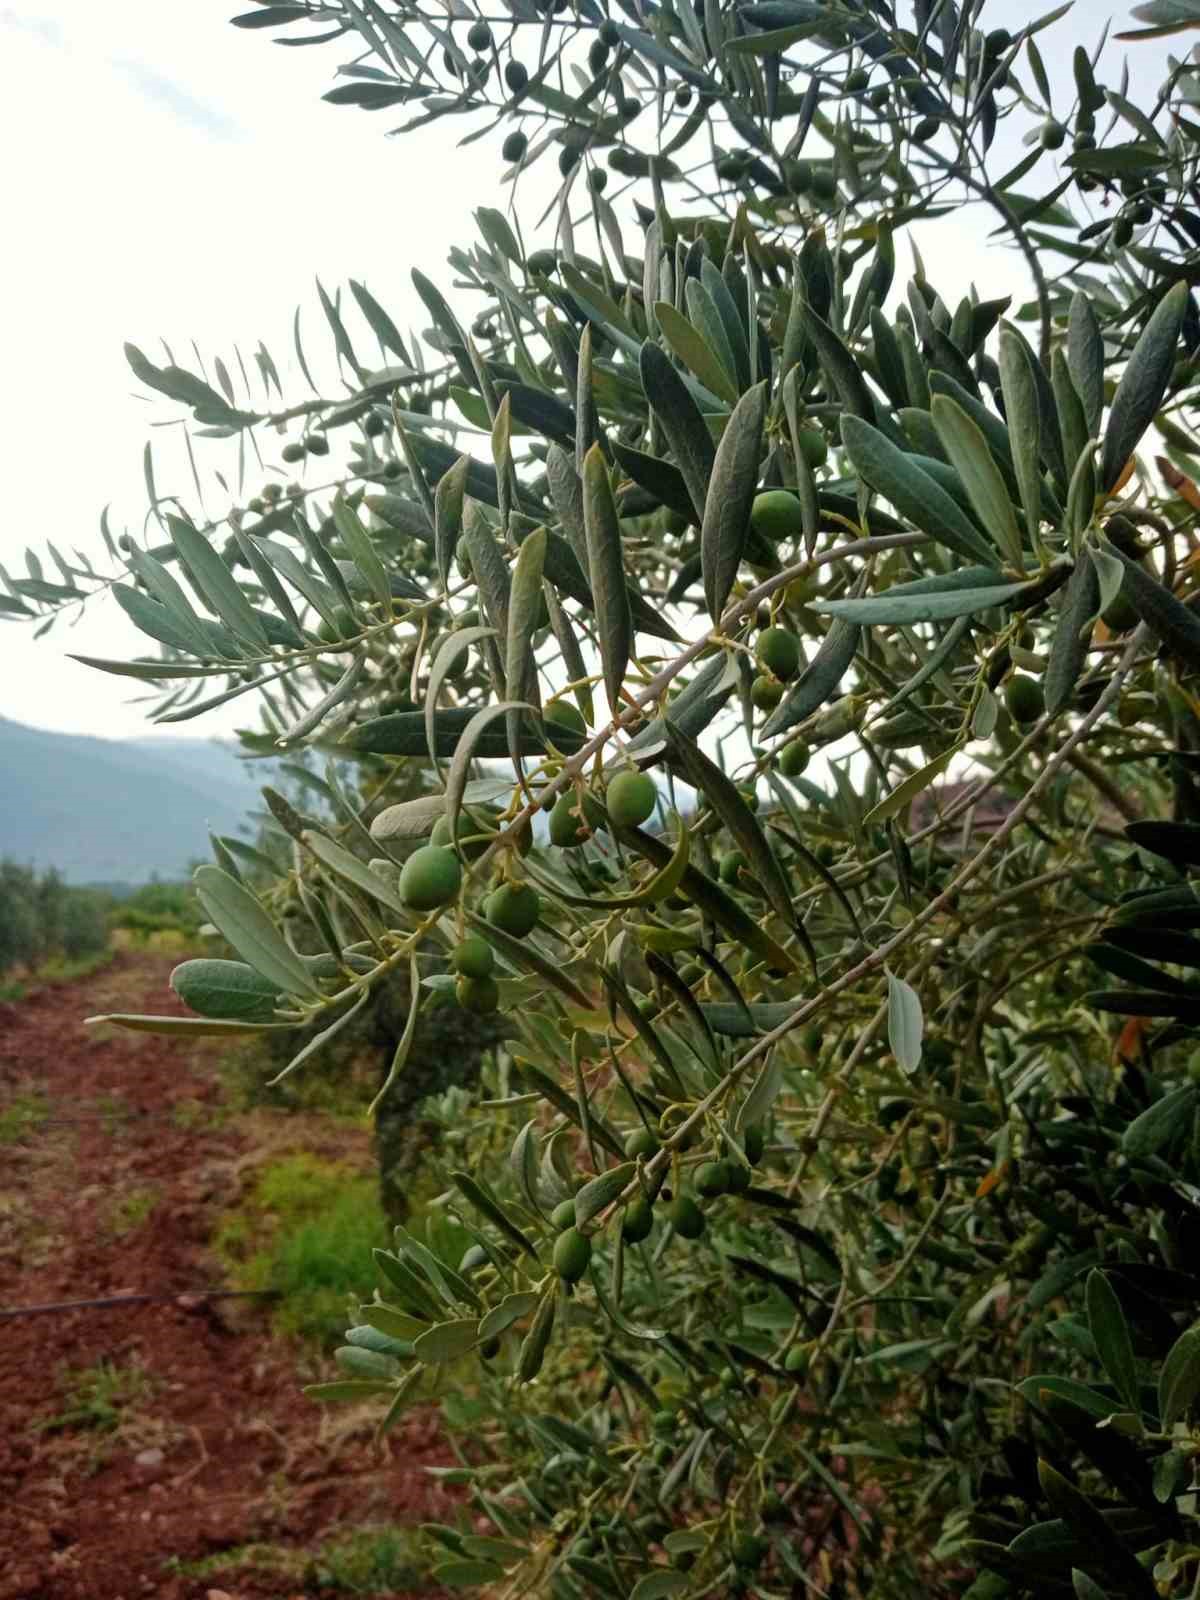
[10,0,1200,1593]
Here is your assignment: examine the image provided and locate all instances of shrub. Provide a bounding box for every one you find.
[13,1,1200,1594]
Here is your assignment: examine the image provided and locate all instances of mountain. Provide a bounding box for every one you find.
[0,716,274,884]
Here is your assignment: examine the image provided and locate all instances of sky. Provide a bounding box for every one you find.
[0,1,1174,741]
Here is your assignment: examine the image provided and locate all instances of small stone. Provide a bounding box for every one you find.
[135,1447,165,1469]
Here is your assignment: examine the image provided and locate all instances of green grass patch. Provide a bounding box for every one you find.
[107,1185,159,1236]
[310,1526,427,1592]
[0,947,116,1003]
[36,1358,157,1434]
[164,1527,426,1591]
[0,1092,48,1144]
[213,1153,388,1345]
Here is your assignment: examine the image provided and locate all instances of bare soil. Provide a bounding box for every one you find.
[0,952,455,1600]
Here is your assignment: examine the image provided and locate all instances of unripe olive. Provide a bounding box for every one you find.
[752,676,783,710]
[554,1226,592,1283]
[505,59,528,93]
[281,441,305,464]
[1005,673,1045,725]
[622,1195,654,1243]
[625,1127,659,1160]
[502,130,528,164]
[551,1198,577,1231]
[467,19,493,52]
[1040,119,1065,150]
[485,881,540,938]
[606,770,656,828]
[668,1195,705,1239]
[400,845,462,911]
[779,740,809,777]
[750,489,804,541]
[719,849,748,887]
[756,626,801,681]
[456,973,500,1013]
[784,1343,808,1375]
[452,937,494,980]
[549,791,599,848]
[695,1159,731,1197]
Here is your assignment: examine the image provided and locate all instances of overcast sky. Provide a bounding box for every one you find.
[0,1,1171,741]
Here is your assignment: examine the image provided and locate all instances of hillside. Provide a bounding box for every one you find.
[0,715,270,883]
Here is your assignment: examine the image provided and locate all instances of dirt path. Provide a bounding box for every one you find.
[0,952,455,1600]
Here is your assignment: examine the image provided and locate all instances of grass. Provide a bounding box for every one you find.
[36,1358,158,1435]
[164,1527,427,1591]
[0,1091,48,1144]
[0,947,115,1004]
[107,1185,159,1236]
[213,1153,389,1345]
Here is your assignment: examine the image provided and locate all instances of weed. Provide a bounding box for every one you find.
[163,1543,298,1580]
[0,1092,48,1144]
[309,1525,427,1592]
[0,948,116,1003]
[171,1095,227,1131]
[108,1185,159,1236]
[213,1153,388,1344]
[163,1527,427,1591]
[37,1358,157,1435]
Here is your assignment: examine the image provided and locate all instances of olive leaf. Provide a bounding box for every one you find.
[840,415,996,566]
[761,617,860,740]
[1104,540,1200,671]
[346,707,585,758]
[331,493,392,614]
[701,381,767,622]
[1159,1324,1200,1427]
[301,830,407,915]
[1045,556,1100,716]
[798,303,876,421]
[434,454,470,593]
[814,573,1032,626]
[444,701,533,852]
[998,324,1046,553]
[194,864,321,997]
[424,625,500,776]
[886,971,923,1073]
[639,339,715,523]
[930,396,1023,567]
[1085,1270,1139,1411]
[1101,281,1188,491]
[505,525,546,712]
[663,720,795,932]
[167,517,270,651]
[1068,292,1106,439]
[450,1171,539,1260]
[656,299,738,404]
[582,442,632,712]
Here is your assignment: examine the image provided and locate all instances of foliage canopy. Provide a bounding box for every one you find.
[11,0,1200,1593]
